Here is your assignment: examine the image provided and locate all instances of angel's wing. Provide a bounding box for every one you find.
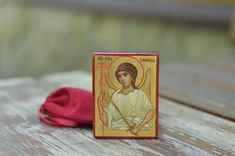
[139,68,151,102]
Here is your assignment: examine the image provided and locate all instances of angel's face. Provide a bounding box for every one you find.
[117,71,133,88]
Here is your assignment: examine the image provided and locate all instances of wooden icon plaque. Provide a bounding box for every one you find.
[93,52,159,139]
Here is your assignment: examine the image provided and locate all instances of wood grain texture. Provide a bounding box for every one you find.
[160,58,235,121]
[0,71,234,155]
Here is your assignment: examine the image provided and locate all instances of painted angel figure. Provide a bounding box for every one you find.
[97,62,155,136]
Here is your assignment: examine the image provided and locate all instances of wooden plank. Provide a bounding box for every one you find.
[10,0,232,25]
[0,72,234,155]
[160,59,235,121]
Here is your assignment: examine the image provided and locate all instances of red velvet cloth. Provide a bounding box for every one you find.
[38,88,92,127]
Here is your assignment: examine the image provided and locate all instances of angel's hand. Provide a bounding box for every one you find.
[97,91,106,107]
[130,127,140,136]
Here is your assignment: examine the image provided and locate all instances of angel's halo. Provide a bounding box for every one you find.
[107,56,145,90]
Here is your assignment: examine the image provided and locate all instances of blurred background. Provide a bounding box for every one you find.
[0,0,235,78]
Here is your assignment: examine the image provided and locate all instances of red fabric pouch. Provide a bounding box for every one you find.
[38,87,92,127]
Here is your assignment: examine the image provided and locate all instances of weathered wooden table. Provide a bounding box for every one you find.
[0,59,234,156]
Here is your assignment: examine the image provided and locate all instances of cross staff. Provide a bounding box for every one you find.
[109,99,137,136]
